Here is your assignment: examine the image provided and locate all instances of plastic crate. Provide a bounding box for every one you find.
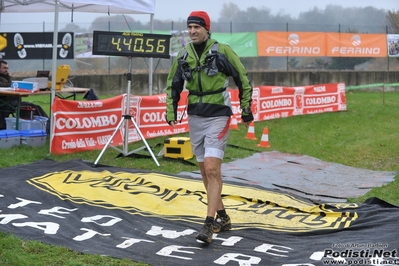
[20,130,47,147]
[0,129,21,149]
[5,116,48,131]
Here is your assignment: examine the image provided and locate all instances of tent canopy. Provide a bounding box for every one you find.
[0,0,156,154]
[0,0,155,14]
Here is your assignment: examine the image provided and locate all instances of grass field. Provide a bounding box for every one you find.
[0,90,398,265]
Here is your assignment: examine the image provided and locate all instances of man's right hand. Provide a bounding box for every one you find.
[169,121,177,128]
[243,121,252,128]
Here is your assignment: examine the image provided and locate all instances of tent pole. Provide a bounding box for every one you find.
[149,14,154,95]
[49,0,59,153]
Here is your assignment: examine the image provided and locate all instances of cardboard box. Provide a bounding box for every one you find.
[20,130,47,147]
[23,77,49,90]
[11,80,39,92]
[0,130,21,149]
[163,137,193,160]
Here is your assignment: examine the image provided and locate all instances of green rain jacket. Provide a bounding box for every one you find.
[165,38,253,124]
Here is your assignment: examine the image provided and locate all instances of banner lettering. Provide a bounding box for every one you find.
[51,84,346,155]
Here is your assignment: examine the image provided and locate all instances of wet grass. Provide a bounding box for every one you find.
[1,90,398,265]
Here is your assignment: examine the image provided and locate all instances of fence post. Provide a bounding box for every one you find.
[286,22,289,71]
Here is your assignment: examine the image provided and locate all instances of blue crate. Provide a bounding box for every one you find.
[0,129,21,149]
[20,129,47,147]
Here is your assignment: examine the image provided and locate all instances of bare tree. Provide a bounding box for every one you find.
[386,10,399,33]
[218,2,241,22]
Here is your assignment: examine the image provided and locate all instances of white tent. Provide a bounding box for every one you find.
[0,0,155,13]
[0,0,156,151]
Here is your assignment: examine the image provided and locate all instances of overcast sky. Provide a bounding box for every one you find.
[1,0,397,24]
[153,0,397,22]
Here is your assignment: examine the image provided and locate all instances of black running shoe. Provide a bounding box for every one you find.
[196,222,214,244]
[213,215,232,233]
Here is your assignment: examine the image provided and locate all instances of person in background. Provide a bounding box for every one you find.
[0,60,11,87]
[165,11,254,244]
[0,60,16,129]
[87,35,92,52]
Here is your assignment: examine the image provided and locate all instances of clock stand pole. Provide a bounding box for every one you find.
[93,57,160,167]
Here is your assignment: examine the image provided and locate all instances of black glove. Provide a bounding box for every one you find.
[241,106,253,122]
[242,113,254,123]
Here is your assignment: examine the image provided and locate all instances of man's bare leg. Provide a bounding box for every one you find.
[199,158,224,216]
[195,157,225,243]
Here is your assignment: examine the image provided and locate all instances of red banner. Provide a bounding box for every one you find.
[51,92,190,155]
[51,84,346,154]
[124,91,189,142]
[249,83,346,121]
[51,95,124,154]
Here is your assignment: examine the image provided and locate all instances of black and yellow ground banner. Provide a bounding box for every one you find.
[1,159,398,265]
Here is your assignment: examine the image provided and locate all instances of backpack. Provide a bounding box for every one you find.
[180,42,219,61]
[19,102,48,119]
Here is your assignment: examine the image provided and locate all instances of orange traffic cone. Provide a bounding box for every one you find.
[258,128,271,148]
[245,121,257,140]
[230,117,239,130]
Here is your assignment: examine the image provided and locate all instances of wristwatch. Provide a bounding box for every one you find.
[242,106,252,114]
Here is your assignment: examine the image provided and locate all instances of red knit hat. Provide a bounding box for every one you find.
[187,11,211,31]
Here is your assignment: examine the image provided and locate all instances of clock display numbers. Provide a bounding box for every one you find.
[92,31,171,58]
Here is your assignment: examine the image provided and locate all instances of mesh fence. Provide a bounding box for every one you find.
[0,21,398,75]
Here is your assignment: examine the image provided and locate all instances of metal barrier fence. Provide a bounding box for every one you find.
[1,21,393,34]
[1,21,398,74]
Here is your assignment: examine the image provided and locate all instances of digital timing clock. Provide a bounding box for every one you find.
[92,30,171,58]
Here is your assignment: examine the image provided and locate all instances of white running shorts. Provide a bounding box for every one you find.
[188,115,230,162]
